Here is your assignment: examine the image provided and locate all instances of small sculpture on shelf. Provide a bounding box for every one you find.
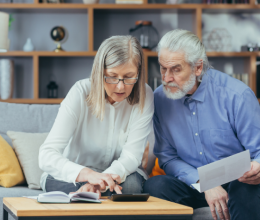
[23,38,34,52]
[0,12,10,52]
[129,21,159,51]
[50,26,67,52]
[203,28,232,52]
[47,79,58,98]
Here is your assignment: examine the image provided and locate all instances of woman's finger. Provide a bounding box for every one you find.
[114,185,122,194]
[103,175,116,192]
[77,186,84,193]
[96,189,101,199]
[97,180,106,190]
[89,187,94,193]
[111,174,122,184]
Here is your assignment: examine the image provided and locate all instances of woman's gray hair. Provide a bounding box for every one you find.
[87,35,146,120]
[158,29,211,81]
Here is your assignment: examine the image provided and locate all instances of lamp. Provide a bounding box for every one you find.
[0,12,9,52]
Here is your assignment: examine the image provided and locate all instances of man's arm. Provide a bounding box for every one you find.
[153,109,199,187]
[234,88,260,184]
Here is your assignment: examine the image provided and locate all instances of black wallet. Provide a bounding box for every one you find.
[109,193,150,202]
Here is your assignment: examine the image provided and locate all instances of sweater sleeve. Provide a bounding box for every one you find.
[38,82,86,185]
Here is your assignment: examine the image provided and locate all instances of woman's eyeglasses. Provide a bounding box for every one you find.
[104,76,138,85]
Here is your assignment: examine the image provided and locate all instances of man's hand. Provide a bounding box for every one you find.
[76,168,122,192]
[205,186,230,220]
[238,161,260,185]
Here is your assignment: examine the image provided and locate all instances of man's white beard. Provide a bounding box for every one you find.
[162,73,196,100]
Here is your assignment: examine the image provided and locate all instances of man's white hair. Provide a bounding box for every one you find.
[158,29,211,81]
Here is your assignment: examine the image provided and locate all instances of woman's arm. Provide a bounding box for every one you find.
[103,85,154,183]
[39,82,85,184]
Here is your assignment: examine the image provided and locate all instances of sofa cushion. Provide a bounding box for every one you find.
[0,186,42,197]
[0,102,59,146]
[7,131,49,190]
[0,135,25,188]
[192,207,220,220]
[0,186,43,220]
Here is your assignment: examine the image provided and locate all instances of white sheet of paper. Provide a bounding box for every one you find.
[192,150,251,192]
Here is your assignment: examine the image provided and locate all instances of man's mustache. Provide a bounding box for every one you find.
[162,81,180,89]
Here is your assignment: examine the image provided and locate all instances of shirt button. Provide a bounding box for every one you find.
[193,112,196,115]
[200,152,202,155]
[195,133,198,136]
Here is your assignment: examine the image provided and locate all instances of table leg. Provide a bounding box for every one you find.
[3,207,8,220]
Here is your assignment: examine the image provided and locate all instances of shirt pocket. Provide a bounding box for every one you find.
[210,129,243,159]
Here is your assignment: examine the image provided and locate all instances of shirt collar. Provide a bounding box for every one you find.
[180,72,208,104]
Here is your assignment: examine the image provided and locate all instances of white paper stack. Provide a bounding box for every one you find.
[0,12,9,52]
[116,0,143,4]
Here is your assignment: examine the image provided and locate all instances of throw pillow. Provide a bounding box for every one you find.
[149,158,166,178]
[0,135,25,187]
[7,131,49,189]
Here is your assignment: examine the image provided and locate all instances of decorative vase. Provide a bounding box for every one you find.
[0,59,14,100]
[0,12,9,52]
[23,38,34,52]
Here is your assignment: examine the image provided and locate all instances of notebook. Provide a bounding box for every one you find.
[37,191,101,204]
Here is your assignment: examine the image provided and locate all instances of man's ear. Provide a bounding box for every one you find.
[195,59,203,77]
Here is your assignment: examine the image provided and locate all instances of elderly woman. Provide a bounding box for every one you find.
[39,35,154,197]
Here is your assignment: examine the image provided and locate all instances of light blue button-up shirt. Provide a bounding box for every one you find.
[153,68,260,187]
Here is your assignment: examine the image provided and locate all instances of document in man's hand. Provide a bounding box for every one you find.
[192,150,251,193]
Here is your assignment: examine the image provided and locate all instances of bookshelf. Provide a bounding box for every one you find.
[0,0,259,103]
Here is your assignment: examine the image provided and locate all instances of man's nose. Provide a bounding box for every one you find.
[116,80,125,90]
[163,70,174,83]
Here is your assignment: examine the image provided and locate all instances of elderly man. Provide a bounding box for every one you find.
[143,29,260,220]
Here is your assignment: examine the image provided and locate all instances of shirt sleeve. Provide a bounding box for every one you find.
[153,100,199,187]
[38,82,85,185]
[103,86,154,183]
[235,88,260,164]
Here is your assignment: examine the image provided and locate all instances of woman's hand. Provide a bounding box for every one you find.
[76,168,122,192]
[70,183,123,199]
[70,183,101,199]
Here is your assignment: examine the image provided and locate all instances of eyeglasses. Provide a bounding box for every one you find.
[104,76,138,85]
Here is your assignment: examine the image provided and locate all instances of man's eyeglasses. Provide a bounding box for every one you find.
[104,76,138,85]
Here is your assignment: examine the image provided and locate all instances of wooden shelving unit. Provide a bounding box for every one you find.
[0,0,259,103]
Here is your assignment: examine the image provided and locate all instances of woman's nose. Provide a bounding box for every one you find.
[116,80,125,90]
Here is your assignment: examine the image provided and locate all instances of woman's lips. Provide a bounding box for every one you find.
[115,92,125,96]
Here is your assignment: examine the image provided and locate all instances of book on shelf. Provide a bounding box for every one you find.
[116,0,143,4]
[232,73,249,86]
[202,0,249,3]
[37,191,101,204]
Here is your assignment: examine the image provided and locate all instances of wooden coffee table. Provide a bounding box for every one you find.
[3,196,193,220]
